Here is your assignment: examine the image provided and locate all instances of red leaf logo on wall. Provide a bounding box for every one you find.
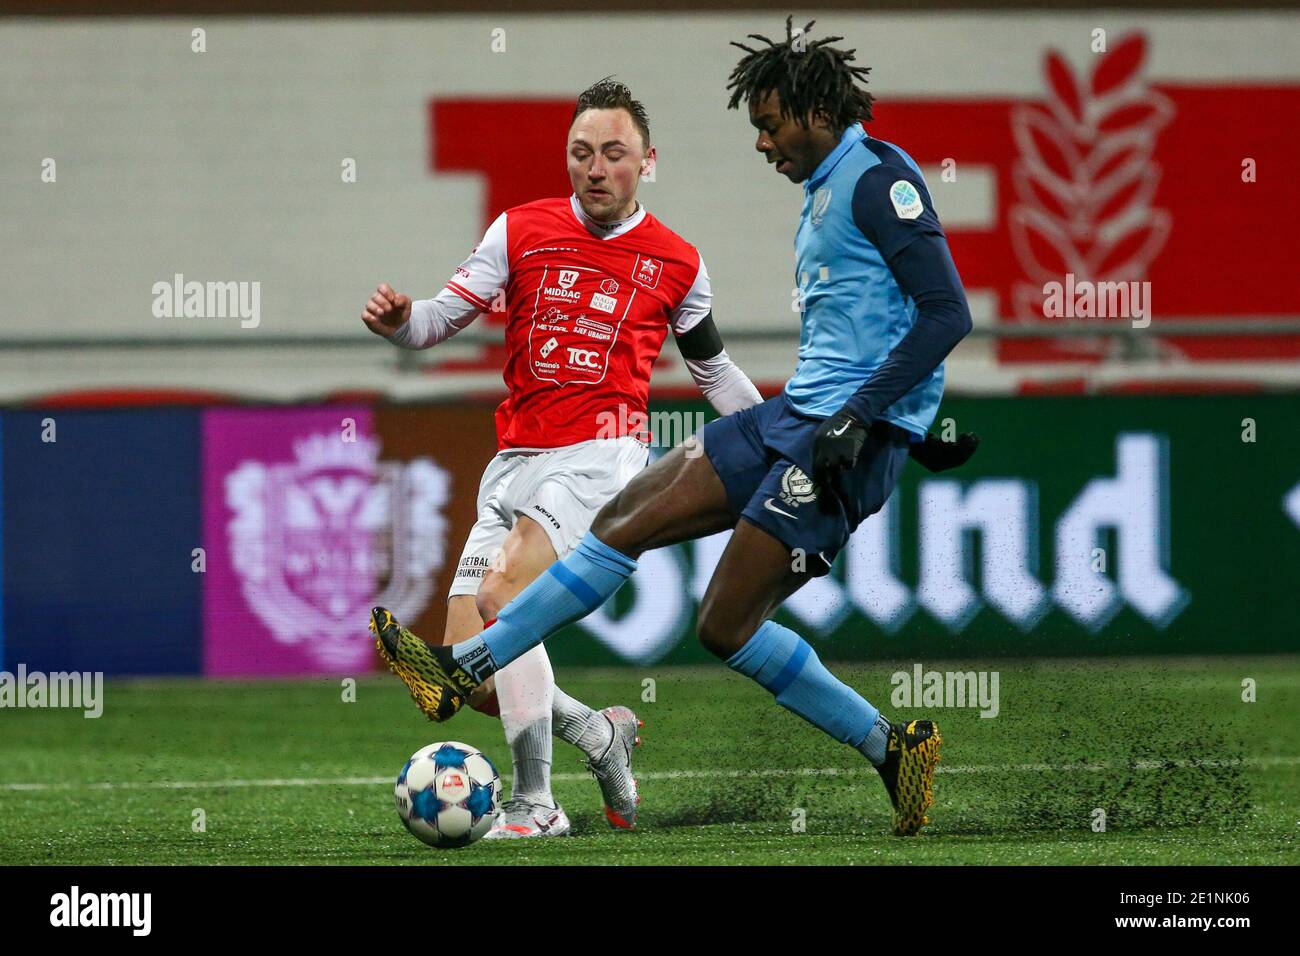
[1009,34,1174,354]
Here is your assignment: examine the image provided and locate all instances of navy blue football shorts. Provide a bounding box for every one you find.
[700,391,912,575]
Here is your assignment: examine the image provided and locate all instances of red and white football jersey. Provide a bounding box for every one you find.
[443,195,711,450]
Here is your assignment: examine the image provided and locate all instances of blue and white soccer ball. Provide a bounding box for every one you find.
[394,741,502,848]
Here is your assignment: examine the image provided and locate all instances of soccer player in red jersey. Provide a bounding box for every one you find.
[362,79,761,836]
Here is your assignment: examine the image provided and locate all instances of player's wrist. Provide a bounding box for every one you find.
[388,319,415,346]
[821,407,867,438]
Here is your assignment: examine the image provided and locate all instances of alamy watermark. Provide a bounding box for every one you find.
[1042,274,1151,329]
[596,404,707,457]
[50,886,151,936]
[152,273,260,328]
[890,663,999,718]
[0,664,103,718]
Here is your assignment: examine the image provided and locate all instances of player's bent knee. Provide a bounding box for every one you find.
[696,601,751,660]
[589,492,641,555]
[589,497,619,538]
[443,594,484,646]
[475,579,508,623]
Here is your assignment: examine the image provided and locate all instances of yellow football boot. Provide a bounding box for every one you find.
[876,719,942,836]
[369,606,474,722]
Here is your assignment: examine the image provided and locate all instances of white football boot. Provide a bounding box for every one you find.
[587,705,643,830]
[483,798,572,839]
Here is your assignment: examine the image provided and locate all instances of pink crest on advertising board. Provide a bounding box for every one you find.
[203,408,450,676]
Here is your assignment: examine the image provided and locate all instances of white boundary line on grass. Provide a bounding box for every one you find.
[1,756,1296,793]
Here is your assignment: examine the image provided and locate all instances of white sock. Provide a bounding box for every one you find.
[495,644,556,806]
[858,713,893,766]
[553,686,614,758]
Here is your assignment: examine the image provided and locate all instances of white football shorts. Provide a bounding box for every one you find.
[448,436,650,598]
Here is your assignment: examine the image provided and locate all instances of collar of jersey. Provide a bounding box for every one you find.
[569,194,646,239]
[803,123,868,194]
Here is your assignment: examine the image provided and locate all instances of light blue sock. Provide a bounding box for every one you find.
[727,621,892,765]
[451,532,637,681]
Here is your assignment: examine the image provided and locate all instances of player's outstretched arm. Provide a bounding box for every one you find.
[364,212,508,350]
[672,313,764,415]
[361,283,485,350]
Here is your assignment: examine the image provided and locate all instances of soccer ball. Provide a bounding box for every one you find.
[394,741,502,848]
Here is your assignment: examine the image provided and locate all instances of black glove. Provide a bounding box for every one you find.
[909,431,981,473]
[811,409,868,500]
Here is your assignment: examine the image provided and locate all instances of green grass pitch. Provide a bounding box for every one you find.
[1,656,1296,865]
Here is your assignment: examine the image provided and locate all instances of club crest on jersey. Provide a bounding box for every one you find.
[632,254,662,289]
[811,187,832,226]
[890,180,924,220]
[779,465,818,506]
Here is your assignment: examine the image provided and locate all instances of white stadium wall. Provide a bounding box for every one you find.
[1,12,1298,400]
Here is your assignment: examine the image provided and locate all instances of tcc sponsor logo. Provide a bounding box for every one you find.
[567,347,601,368]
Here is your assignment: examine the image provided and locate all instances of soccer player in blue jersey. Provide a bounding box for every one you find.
[370,19,978,836]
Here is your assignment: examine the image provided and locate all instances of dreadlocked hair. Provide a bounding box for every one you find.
[726,16,874,131]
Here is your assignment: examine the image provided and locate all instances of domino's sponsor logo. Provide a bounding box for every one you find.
[889,180,924,220]
[539,336,559,358]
